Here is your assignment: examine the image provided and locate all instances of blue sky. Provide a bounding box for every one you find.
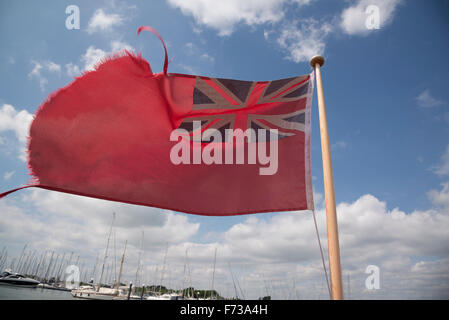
[1,0,449,299]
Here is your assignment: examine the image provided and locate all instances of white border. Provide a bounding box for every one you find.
[304,71,315,210]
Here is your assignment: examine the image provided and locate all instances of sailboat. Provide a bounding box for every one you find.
[113,232,147,300]
[72,213,121,300]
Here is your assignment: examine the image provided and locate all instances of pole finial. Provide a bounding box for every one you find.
[310,55,325,68]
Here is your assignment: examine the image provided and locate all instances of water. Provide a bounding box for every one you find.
[0,285,76,300]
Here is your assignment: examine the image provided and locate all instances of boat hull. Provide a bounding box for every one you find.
[0,280,39,288]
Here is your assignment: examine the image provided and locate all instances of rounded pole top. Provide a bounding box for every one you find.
[310,55,325,68]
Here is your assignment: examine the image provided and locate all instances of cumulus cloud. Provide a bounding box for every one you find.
[110,40,134,53]
[416,89,444,108]
[45,61,62,73]
[0,189,200,286]
[3,181,449,299]
[277,19,333,63]
[431,144,449,177]
[168,1,403,64]
[87,9,123,34]
[427,182,449,208]
[213,192,449,298]
[152,189,449,299]
[28,60,61,91]
[25,189,200,247]
[73,40,135,72]
[167,0,311,36]
[0,104,33,161]
[82,46,108,71]
[340,0,402,36]
[65,63,81,77]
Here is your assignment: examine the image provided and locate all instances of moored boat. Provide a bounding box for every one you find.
[0,270,40,288]
[71,285,118,300]
[145,292,183,300]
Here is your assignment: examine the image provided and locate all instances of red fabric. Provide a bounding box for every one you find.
[0,27,314,216]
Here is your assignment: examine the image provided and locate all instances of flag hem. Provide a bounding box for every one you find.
[1,184,311,216]
[305,71,315,211]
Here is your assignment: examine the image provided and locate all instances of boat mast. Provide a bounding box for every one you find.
[186,249,193,298]
[56,252,66,283]
[134,230,144,289]
[113,229,117,286]
[159,242,168,293]
[211,247,217,299]
[34,251,44,279]
[116,240,127,289]
[0,247,6,271]
[98,212,115,290]
[50,253,60,281]
[22,249,35,275]
[16,243,28,273]
[67,251,73,267]
[182,259,187,297]
[228,262,239,299]
[44,251,54,283]
[90,252,99,283]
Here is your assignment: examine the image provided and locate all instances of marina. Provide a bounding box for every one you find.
[0,212,228,300]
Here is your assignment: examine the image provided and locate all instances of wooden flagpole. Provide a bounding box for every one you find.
[310,55,343,300]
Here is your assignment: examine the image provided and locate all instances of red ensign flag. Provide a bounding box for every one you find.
[0,27,314,216]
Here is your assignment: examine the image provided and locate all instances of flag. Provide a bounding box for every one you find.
[0,26,314,216]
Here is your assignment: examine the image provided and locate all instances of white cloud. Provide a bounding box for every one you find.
[168,0,402,65]
[110,40,134,53]
[192,25,203,34]
[200,53,215,63]
[82,46,108,71]
[216,192,449,298]
[340,0,402,36]
[427,182,449,208]
[3,171,15,180]
[27,189,200,246]
[0,104,33,161]
[28,60,61,91]
[28,61,43,78]
[80,41,134,72]
[1,184,449,298]
[0,189,200,285]
[166,0,310,36]
[2,111,449,298]
[263,29,273,40]
[183,42,214,66]
[431,144,449,177]
[416,89,444,108]
[87,9,123,34]
[65,63,81,77]
[45,61,61,73]
[277,19,333,63]
[177,64,198,75]
[28,61,45,90]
